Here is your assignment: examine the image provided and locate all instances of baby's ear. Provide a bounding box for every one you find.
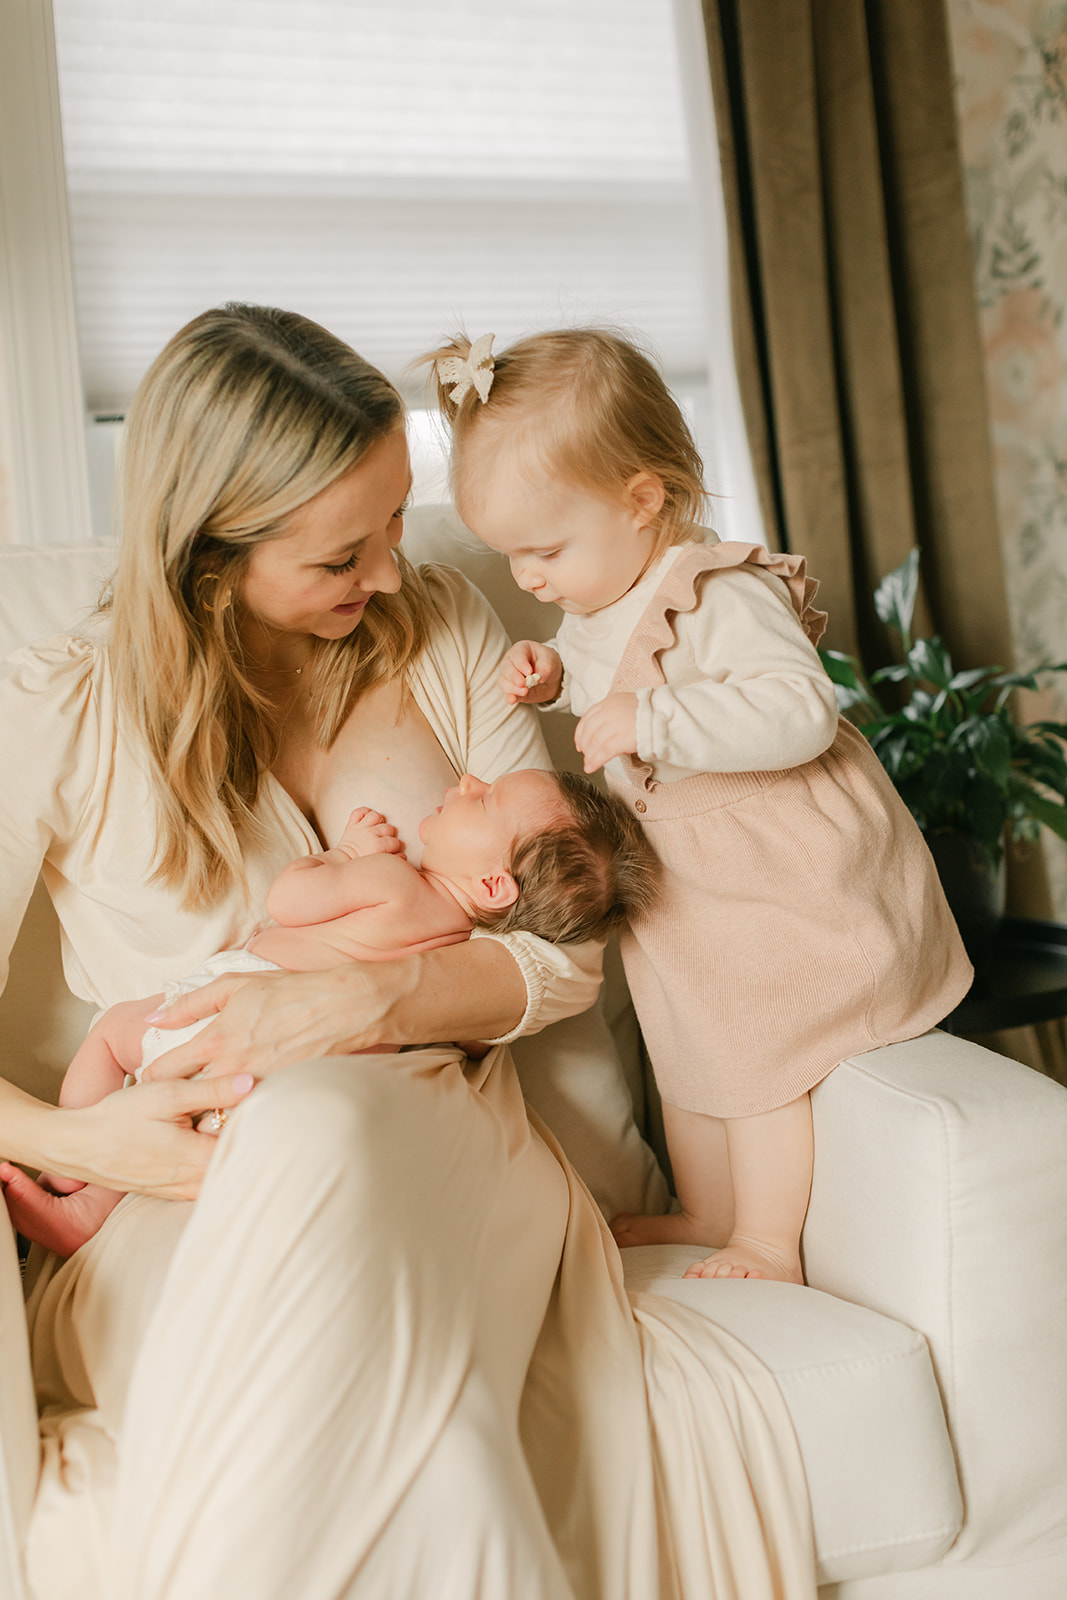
[626,471,666,524]
[471,871,519,914]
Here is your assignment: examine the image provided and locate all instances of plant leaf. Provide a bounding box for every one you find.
[873,548,920,641]
[948,666,995,692]
[1011,785,1067,841]
[949,717,1013,784]
[869,663,912,685]
[908,636,953,688]
[819,649,863,689]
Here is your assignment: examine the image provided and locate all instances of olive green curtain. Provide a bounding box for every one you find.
[697,0,1064,1075]
[698,0,1014,670]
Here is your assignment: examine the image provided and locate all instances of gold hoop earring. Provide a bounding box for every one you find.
[196,573,232,615]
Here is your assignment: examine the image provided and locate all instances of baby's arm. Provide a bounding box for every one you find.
[266,844,427,931]
[265,809,408,927]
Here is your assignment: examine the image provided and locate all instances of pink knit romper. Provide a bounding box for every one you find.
[607,542,974,1119]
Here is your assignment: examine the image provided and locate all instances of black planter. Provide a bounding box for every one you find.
[926,831,1006,982]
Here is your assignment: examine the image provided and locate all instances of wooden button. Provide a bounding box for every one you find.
[635,799,647,813]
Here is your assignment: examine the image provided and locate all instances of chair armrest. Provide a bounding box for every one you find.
[804,1030,1067,1566]
[0,1205,37,1599]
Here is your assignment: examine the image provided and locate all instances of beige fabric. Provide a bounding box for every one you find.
[0,566,600,1029]
[607,545,973,1117]
[23,1054,815,1600]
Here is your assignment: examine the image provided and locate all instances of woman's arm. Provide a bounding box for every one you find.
[141,936,531,1079]
[0,1072,255,1197]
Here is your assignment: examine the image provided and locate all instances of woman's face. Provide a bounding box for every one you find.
[235,428,411,656]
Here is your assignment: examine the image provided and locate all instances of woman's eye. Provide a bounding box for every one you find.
[323,552,360,575]
[392,495,412,521]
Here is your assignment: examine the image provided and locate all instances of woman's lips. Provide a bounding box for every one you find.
[333,596,370,616]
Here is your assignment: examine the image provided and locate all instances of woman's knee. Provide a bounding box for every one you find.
[223,1053,468,1189]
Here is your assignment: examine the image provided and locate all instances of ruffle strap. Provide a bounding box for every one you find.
[609,539,828,697]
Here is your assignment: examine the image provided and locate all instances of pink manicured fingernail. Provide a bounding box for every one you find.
[233,1074,255,1094]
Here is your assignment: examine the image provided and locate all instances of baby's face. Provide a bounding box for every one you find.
[418,769,565,881]
[459,444,657,616]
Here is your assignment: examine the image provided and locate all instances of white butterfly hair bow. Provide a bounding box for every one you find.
[436,332,496,405]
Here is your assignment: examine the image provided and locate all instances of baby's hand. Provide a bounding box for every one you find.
[574,693,639,774]
[337,808,405,859]
[499,641,563,706]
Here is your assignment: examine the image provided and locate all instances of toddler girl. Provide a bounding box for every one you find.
[3,765,656,1257]
[428,328,973,1284]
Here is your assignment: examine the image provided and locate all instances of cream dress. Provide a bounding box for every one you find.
[0,566,815,1599]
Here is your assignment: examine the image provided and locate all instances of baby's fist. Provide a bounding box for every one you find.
[339,808,404,857]
[499,641,563,706]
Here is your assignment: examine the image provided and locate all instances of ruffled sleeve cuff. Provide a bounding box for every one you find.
[469,926,603,1044]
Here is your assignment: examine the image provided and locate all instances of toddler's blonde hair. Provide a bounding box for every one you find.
[422,327,707,547]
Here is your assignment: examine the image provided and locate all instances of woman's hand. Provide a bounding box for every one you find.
[499,641,563,706]
[574,692,640,773]
[40,1074,256,1199]
[141,964,403,1082]
[141,940,530,1082]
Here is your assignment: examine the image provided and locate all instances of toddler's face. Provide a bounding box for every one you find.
[418,770,565,880]
[461,453,657,616]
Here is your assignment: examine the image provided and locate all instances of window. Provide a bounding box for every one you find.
[7,1,763,544]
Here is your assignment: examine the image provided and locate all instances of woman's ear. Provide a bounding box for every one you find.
[471,871,520,914]
[625,472,666,527]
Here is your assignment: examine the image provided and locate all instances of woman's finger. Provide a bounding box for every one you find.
[145,973,246,1030]
[149,1072,256,1121]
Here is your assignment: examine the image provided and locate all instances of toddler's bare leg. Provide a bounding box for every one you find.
[611,1103,732,1249]
[683,1094,812,1284]
[0,995,162,1256]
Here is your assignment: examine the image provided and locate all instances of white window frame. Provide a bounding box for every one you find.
[0,0,91,545]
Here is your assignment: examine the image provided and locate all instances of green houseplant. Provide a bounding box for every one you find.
[820,549,1067,968]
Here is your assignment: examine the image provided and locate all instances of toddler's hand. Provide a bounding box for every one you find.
[574,693,639,774]
[337,808,405,859]
[499,641,563,706]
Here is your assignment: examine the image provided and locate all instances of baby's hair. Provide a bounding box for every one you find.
[475,770,660,945]
[420,328,707,549]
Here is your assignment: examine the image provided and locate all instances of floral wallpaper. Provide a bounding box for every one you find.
[948,0,1067,915]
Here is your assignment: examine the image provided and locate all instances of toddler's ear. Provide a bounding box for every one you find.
[472,871,520,913]
[625,471,666,525]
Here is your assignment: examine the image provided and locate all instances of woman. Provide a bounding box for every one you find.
[0,305,814,1599]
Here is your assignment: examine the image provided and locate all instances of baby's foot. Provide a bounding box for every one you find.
[610,1210,725,1251]
[0,1164,120,1258]
[683,1235,804,1284]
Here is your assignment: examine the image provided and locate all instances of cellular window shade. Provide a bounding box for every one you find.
[52,0,705,411]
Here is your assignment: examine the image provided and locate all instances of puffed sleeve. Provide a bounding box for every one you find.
[636,567,839,773]
[0,637,102,993]
[418,567,603,1039]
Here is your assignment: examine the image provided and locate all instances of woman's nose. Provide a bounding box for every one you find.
[359,538,402,594]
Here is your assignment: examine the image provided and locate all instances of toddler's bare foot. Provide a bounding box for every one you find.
[683,1235,803,1284]
[0,1163,121,1258]
[610,1210,725,1251]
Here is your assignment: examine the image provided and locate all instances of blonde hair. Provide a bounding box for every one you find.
[106,303,431,910]
[423,328,706,547]
[477,771,660,944]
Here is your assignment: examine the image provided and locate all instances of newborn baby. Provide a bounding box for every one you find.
[3,767,658,1256]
